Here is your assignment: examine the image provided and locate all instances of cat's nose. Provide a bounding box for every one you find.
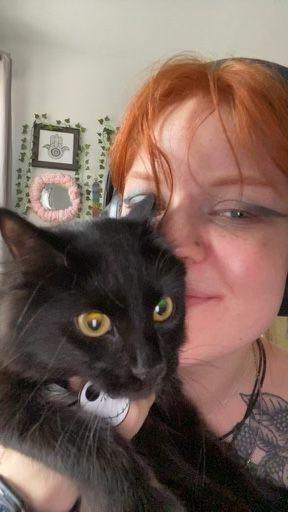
[131,362,165,381]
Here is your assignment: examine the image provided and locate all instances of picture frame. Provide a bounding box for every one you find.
[32,123,80,170]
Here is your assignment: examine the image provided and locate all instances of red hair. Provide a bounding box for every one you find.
[109,55,288,200]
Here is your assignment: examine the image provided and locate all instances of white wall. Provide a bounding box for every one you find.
[1,0,288,207]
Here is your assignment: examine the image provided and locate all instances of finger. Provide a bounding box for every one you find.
[116,393,155,440]
[0,447,79,512]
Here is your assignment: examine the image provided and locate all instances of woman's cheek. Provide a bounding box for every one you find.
[228,240,286,315]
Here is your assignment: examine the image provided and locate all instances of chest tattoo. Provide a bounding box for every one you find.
[230,392,288,487]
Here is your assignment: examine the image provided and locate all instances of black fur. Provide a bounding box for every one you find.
[0,201,286,511]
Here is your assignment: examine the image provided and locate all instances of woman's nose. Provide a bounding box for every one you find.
[160,202,208,263]
[174,237,206,263]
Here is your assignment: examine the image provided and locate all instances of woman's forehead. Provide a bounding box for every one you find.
[126,98,288,199]
[155,96,214,153]
[127,98,216,183]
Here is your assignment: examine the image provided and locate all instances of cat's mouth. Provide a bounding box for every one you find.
[67,370,165,401]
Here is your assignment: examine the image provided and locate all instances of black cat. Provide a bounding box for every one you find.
[0,196,286,511]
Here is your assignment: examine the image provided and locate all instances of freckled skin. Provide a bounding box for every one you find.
[124,98,288,364]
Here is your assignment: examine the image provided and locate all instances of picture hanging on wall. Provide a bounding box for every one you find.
[32,123,80,170]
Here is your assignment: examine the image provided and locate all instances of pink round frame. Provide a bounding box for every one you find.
[29,173,80,223]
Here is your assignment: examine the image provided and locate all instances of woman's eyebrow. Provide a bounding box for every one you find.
[126,170,154,181]
[208,176,273,188]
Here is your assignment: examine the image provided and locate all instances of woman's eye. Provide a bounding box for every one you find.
[123,193,150,207]
[215,209,256,220]
[123,193,166,217]
[153,296,174,322]
[209,200,287,224]
[76,311,111,337]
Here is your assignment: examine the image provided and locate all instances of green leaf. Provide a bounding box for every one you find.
[104,127,114,135]
[98,139,102,144]
[85,144,90,149]
[21,144,27,150]
[99,165,105,170]
[64,118,70,124]
[34,113,40,119]
[98,174,103,178]
[85,189,90,194]
[101,146,106,151]
[75,122,81,128]
[85,159,89,164]
[56,120,62,125]
[84,182,89,186]
[87,175,91,179]
[85,151,89,156]
[42,113,47,119]
[86,211,92,216]
[104,115,110,121]
[15,203,20,208]
[21,138,27,143]
[80,127,86,133]
[97,132,102,137]
[86,166,90,170]
[98,118,104,124]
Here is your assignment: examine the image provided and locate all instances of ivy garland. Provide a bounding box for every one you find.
[84,115,118,216]
[84,116,118,216]
[15,114,117,218]
[15,121,33,213]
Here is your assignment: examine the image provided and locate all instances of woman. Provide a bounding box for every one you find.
[1,55,288,511]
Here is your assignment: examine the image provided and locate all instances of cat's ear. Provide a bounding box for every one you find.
[126,193,156,222]
[0,208,64,267]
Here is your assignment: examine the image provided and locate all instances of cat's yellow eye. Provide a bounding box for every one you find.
[77,311,111,337]
[153,296,174,322]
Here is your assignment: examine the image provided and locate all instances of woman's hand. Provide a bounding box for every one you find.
[116,392,155,439]
[0,446,79,512]
[0,393,155,511]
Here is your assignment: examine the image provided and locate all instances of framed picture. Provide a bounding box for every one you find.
[32,123,80,170]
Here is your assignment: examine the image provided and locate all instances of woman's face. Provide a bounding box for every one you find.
[122,98,288,364]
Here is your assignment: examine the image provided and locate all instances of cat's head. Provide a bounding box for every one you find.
[0,196,185,399]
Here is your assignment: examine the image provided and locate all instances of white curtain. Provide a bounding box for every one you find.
[0,51,12,264]
[0,51,12,208]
